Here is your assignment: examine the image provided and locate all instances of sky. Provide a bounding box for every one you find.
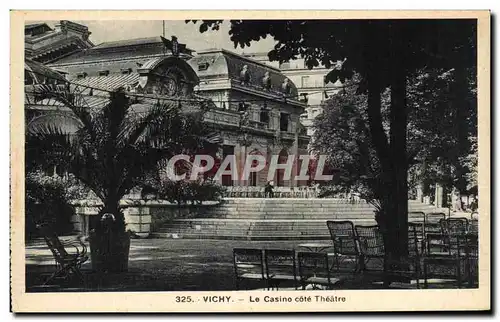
[43,20,277,54]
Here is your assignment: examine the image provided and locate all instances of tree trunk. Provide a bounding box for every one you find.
[99,195,126,232]
[366,24,409,264]
[387,25,409,261]
[386,63,408,260]
[90,195,130,273]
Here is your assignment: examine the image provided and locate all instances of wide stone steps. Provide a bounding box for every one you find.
[199,203,443,220]
[152,198,446,240]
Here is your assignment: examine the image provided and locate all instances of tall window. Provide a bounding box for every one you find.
[221,145,234,186]
[260,109,269,125]
[249,172,257,186]
[301,76,310,88]
[280,113,289,132]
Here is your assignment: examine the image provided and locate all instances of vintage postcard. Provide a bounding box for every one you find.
[10,10,490,312]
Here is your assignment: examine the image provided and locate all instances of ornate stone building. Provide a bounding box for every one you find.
[242,52,343,139]
[25,20,94,64]
[188,49,309,187]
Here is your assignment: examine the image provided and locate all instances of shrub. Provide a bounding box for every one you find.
[147,178,226,205]
[25,170,91,239]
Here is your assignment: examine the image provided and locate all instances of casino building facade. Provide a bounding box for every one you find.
[26,28,310,188]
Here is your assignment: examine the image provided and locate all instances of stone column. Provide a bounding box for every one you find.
[72,205,100,235]
[416,183,424,203]
[434,183,444,208]
[291,131,299,188]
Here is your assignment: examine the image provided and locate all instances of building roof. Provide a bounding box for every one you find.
[72,73,141,92]
[52,37,192,65]
[189,48,299,98]
[25,21,94,63]
[25,22,51,31]
[93,37,165,50]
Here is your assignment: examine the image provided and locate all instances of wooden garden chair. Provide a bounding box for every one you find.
[233,248,266,290]
[264,249,298,290]
[298,252,342,290]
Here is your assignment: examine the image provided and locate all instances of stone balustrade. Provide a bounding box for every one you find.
[69,199,220,238]
[223,186,323,199]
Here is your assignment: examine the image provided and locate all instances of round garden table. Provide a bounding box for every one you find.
[297,242,333,253]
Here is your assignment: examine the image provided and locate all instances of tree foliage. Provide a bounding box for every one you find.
[313,67,477,204]
[188,19,477,261]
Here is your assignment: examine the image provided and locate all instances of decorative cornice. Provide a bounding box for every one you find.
[196,48,282,73]
[229,81,305,109]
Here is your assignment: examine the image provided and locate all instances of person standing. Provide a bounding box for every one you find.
[264,181,274,198]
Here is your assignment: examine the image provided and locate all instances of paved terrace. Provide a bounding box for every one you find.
[25,238,465,292]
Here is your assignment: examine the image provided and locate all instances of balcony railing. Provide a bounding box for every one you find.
[223,186,320,198]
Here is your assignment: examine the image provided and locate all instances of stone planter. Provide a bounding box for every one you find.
[89,230,131,272]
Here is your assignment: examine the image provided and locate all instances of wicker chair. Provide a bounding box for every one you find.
[424,221,443,236]
[409,222,426,254]
[441,217,469,236]
[384,224,422,288]
[422,234,473,288]
[326,221,361,273]
[355,225,385,272]
[464,234,479,288]
[469,220,478,234]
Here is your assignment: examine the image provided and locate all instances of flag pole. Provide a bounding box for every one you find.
[162,21,166,56]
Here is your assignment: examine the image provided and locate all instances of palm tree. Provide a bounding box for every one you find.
[27,84,213,271]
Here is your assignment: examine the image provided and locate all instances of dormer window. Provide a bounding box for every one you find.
[198,62,210,71]
[121,68,132,75]
[98,70,110,76]
[76,72,87,79]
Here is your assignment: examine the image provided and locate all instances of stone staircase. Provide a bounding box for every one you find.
[151,198,447,240]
